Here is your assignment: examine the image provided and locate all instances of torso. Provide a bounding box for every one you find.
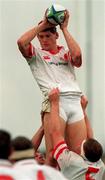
[26,46,81,97]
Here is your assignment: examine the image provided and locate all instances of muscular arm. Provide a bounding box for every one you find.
[17,27,38,56]
[60,10,82,67]
[49,88,64,148]
[17,18,54,56]
[84,113,94,138]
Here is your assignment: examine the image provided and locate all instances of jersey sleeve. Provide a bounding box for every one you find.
[53,141,74,170]
[65,50,76,67]
[63,49,72,62]
[65,48,82,67]
[23,43,36,65]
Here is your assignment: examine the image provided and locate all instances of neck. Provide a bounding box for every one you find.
[49,46,59,54]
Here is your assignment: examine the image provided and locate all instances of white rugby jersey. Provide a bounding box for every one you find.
[14,159,67,180]
[0,160,23,180]
[53,141,105,180]
[25,44,81,97]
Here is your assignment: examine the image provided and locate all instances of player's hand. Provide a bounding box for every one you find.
[38,9,56,29]
[38,19,53,29]
[60,10,69,30]
[49,88,60,103]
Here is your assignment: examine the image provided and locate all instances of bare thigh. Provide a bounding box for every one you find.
[43,112,66,162]
[65,118,87,154]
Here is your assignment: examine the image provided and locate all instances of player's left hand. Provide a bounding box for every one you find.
[60,10,69,30]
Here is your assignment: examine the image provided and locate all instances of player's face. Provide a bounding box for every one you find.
[37,31,58,51]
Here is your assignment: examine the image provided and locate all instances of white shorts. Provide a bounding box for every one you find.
[42,94,84,124]
[59,95,84,124]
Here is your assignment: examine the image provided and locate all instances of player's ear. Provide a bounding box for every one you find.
[56,32,59,39]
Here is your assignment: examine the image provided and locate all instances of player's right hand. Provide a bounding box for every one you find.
[43,9,56,28]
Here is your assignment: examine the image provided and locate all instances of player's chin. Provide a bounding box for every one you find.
[42,46,50,51]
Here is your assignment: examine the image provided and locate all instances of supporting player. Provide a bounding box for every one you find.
[48,88,105,180]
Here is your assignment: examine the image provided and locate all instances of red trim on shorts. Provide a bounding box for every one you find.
[85,167,99,180]
[52,141,66,156]
[55,146,68,160]
[37,170,45,180]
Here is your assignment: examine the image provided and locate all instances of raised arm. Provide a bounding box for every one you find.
[60,10,82,67]
[17,17,55,57]
[48,88,64,147]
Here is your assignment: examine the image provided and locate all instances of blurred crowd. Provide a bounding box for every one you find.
[0,129,67,180]
[0,125,105,180]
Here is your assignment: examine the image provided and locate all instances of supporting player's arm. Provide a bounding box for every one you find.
[81,95,94,138]
[48,88,64,148]
[31,125,44,152]
[49,89,73,169]
[60,10,82,67]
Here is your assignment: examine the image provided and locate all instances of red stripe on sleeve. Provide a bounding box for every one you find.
[52,141,66,156]
[24,43,35,58]
[28,43,35,57]
[55,146,68,160]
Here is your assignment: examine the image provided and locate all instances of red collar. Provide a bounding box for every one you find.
[42,46,63,55]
